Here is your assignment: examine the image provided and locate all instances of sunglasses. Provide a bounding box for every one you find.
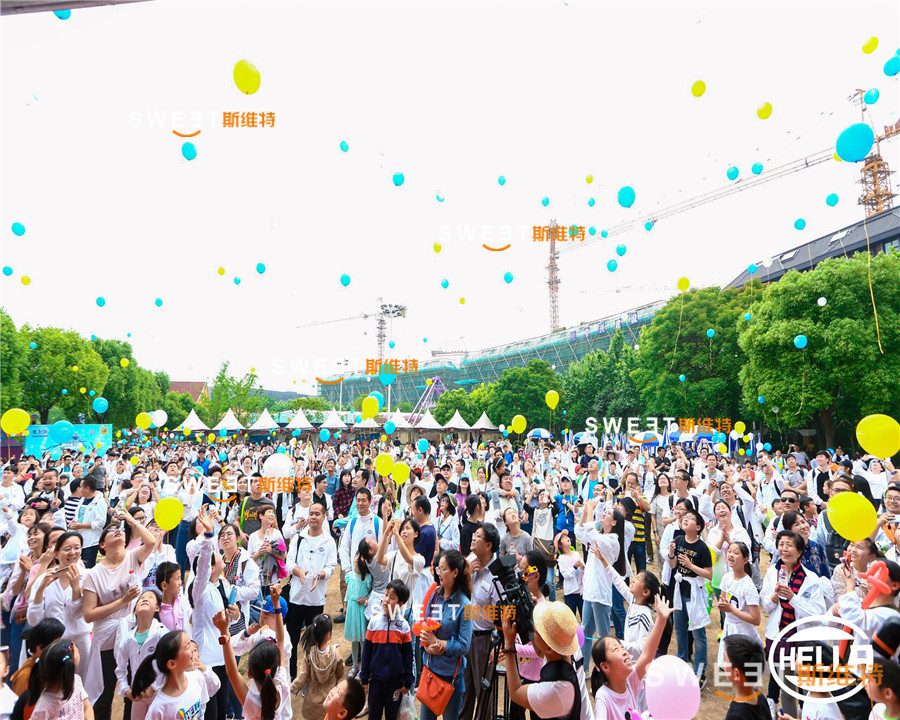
[779,497,799,503]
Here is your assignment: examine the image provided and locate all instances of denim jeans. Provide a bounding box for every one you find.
[611,588,626,640]
[628,541,647,574]
[419,672,464,720]
[175,519,192,579]
[673,607,708,676]
[563,593,582,622]
[580,600,611,673]
[546,566,556,601]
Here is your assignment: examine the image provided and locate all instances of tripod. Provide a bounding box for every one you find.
[474,630,508,720]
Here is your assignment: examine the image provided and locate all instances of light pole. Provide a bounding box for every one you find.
[337,359,349,410]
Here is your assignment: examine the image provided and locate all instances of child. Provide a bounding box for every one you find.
[716,542,762,668]
[721,635,771,720]
[345,543,373,677]
[774,641,841,720]
[358,580,415,720]
[323,679,367,720]
[867,656,900,720]
[28,640,90,720]
[155,561,192,633]
[231,591,293,670]
[214,585,292,720]
[291,615,346,720]
[114,589,168,720]
[0,650,17,720]
[132,630,221,720]
[596,548,659,662]
[556,530,584,620]
[591,595,674,718]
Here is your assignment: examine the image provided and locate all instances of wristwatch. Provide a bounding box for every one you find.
[218,636,229,645]
[504,647,516,653]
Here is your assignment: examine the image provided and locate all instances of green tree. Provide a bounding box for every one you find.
[155,372,171,396]
[432,389,477,426]
[291,397,329,412]
[196,363,264,426]
[0,309,25,411]
[163,391,196,429]
[18,326,109,423]
[487,360,561,433]
[351,394,367,412]
[632,285,756,420]
[738,252,900,448]
[397,401,414,413]
[86,338,163,428]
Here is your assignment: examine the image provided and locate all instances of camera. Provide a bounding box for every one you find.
[488,554,535,644]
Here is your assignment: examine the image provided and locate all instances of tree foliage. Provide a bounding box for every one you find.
[0,309,24,411]
[487,359,561,432]
[196,363,264,426]
[163,391,196,429]
[85,338,163,428]
[738,252,900,447]
[432,388,483,426]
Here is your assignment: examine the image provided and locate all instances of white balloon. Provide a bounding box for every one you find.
[762,258,773,268]
[499,424,506,432]
[152,410,168,427]
[263,453,293,479]
[729,430,739,440]
[817,297,827,306]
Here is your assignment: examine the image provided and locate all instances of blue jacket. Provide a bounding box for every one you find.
[422,588,472,678]
[359,611,415,688]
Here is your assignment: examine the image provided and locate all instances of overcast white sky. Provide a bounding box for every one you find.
[2,1,898,394]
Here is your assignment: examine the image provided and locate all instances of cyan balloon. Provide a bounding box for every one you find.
[679,375,686,382]
[607,259,618,272]
[504,272,514,284]
[385,421,396,434]
[256,263,266,274]
[589,227,596,236]
[53,9,70,19]
[155,298,163,307]
[182,142,197,161]
[751,163,763,175]
[319,428,331,442]
[92,397,108,412]
[835,123,875,162]
[340,140,349,152]
[588,198,595,207]
[644,221,653,231]
[417,438,429,453]
[340,274,351,287]
[758,396,765,404]
[392,172,405,187]
[11,223,25,236]
[49,421,75,444]
[706,329,715,338]
[96,297,106,307]
[498,176,506,186]
[794,335,808,349]
[794,218,806,230]
[826,193,839,207]
[29,342,36,349]
[219,452,227,462]
[617,186,636,208]
[864,88,880,105]
[601,230,608,238]
[370,391,385,410]
[219,428,228,437]
[764,443,772,451]
[2,267,12,276]
[885,56,900,77]
[744,313,752,321]
[727,166,739,181]
[440,279,449,289]
[748,264,758,274]
[541,197,550,207]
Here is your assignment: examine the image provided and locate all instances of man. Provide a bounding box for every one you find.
[461,523,501,720]
[453,458,469,489]
[412,496,436,567]
[286,502,337,680]
[668,469,701,514]
[809,450,833,507]
[324,457,339,496]
[540,447,553,477]
[783,453,808,494]
[336,487,382,623]
[193,447,211,475]
[71,477,109,568]
[500,508,532,562]
[238,474,276,541]
[578,444,599,470]
[577,460,602,503]
[56,455,75,481]
[554,477,580,538]
[696,453,724,494]
[0,467,25,511]
[619,471,651,572]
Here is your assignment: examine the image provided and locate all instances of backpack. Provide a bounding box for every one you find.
[349,515,381,542]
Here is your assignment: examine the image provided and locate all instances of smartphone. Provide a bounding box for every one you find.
[228,586,237,605]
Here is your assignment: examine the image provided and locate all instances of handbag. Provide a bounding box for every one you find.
[533,536,557,568]
[416,655,462,716]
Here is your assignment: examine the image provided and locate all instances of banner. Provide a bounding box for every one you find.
[23,424,113,458]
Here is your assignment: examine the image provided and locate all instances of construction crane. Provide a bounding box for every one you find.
[853,89,899,216]
[297,297,407,360]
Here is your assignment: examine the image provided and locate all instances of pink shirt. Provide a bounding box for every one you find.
[515,595,546,681]
[159,600,184,632]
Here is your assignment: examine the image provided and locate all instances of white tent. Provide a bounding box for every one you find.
[386,409,412,429]
[471,411,499,431]
[179,409,209,432]
[248,408,279,432]
[352,417,380,430]
[212,409,245,433]
[414,410,443,431]
[286,409,314,430]
[319,409,348,430]
[443,410,471,431]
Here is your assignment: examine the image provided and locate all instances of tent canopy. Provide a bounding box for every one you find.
[352,417,380,429]
[248,408,279,431]
[443,410,471,430]
[319,409,348,430]
[286,408,314,430]
[179,409,209,432]
[212,409,245,432]
[415,410,443,431]
[386,409,412,429]
[470,411,498,431]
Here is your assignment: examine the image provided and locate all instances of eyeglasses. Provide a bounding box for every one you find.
[779,497,798,503]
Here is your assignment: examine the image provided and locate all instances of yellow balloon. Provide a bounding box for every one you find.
[691,80,706,97]
[233,59,261,95]
[545,390,560,410]
[739,448,745,456]
[120,358,130,368]
[130,456,139,465]
[79,387,86,394]
[834,152,842,162]
[757,102,773,120]
[586,174,593,184]
[135,412,152,430]
[381,435,387,442]
[734,421,746,434]
[116,431,121,437]
[392,462,411,485]
[433,243,442,253]
[511,415,526,434]
[426,379,433,386]
[459,297,465,305]
[208,433,215,443]
[72,366,79,372]
[856,414,900,458]
[154,497,185,532]
[677,277,690,292]
[375,452,394,476]
[828,491,877,542]
[183,428,191,436]
[21,276,31,286]
[1,409,30,435]
[361,396,379,420]
[743,434,751,442]
[217,266,225,276]
[719,443,728,454]
[96,442,102,448]
[862,36,879,54]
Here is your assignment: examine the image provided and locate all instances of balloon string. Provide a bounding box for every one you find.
[669,294,685,370]
[709,337,713,371]
[863,217,885,354]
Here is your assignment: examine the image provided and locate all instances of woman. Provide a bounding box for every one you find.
[574,496,625,672]
[82,509,158,720]
[126,482,159,518]
[831,538,882,601]
[460,495,485,557]
[648,472,672,545]
[777,511,831,587]
[706,500,751,632]
[866,460,889,509]
[218,522,260,636]
[508,550,549,720]
[375,518,425,620]
[525,487,558,600]
[454,476,471,521]
[473,466,488,495]
[7,522,52,672]
[174,466,201,577]
[417,550,473,720]
[248,505,286,615]
[489,457,507,493]
[436,493,460,552]
[27,531,92,672]
[761,530,826,718]
[332,470,355,521]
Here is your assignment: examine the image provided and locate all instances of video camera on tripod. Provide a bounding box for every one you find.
[488,554,535,645]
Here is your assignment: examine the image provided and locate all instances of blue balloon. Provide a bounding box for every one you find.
[355,414,362,423]
[292,429,300,436]
[2,266,12,276]
[706,329,715,338]
[319,429,331,442]
[436,194,444,203]
[502,430,509,437]
[793,335,808,349]
[616,244,627,257]
[498,176,506,186]
[234,277,241,285]
[182,142,197,161]
[617,186,636,208]
[154,298,163,307]
[389,340,396,349]
[256,263,266,274]
[392,172,405,187]
[340,273,351,287]
[726,166,739,181]
[96,297,106,307]
[92,397,109,413]
[751,162,764,175]
[679,374,686,382]
[11,223,25,236]
[423,337,427,343]
[219,428,228,437]
[744,313,752,321]
[88,390,95,397]
[748,264,758,274]
[440,279,449,289]
[758,396,765,404]
[504,272,514,284]
[370,391,385,410]
[835,123,875,162]
[589,227,596,236]
[885,56,900,77]
[541,197,550,207]
[49,421,75,444]
[417,438,429,453]
[61,389,68,395]
[277,447,286,454]
[826,193,839,207]
[340,140,349,152]
[219,452,227,462]
[863,88,880,105]
[644,221,653,231]
[53,9,70,19]
[588,198,595,207]
[29,342,36,349]
[794,218,806,230]
[385,421,396,434]
[764,443,772,451]
[607,259,618,272]
[601,230,608,238]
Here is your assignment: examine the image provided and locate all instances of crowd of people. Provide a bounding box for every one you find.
[0,432,898,720]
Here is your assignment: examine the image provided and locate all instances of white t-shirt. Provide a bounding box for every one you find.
[801,698,843,719]
[30,675,88,720]
[384,549,426,614]
[593,669,643,720]
[716,572,762,667]
[526,681,575,719]
[83,549,146,651]
[146,670,212,720]
[243,666,291,720]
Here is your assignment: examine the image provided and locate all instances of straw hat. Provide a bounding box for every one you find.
[532,601,579,656]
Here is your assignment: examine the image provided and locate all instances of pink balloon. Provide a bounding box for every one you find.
[576,623,585,647]
[644,655,701,720]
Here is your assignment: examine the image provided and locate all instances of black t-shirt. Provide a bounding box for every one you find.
[724,695,772,720]
[673,536,712,578]
[240,497,275,535]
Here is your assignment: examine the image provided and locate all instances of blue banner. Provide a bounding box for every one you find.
[23,424,113,458]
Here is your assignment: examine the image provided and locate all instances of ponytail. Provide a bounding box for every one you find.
[247,641,281,720]
[132,630,185,699]
[299,613,333,657]
[590,636,614,695]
